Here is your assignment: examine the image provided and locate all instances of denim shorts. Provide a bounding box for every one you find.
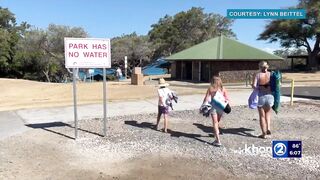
[210,104,224,116]
[258,94,274,108]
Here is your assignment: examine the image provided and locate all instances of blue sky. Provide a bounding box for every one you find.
[1,0,299,53]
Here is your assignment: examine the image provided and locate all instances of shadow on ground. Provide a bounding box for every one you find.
[124,120,212,144]
[124,120,156,129]
[25,122,104,139]
[193,123,256,138]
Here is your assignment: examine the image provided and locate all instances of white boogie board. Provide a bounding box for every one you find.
[211,91,227,110]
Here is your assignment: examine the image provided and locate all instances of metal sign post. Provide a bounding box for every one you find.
[72,68,78,139]
[103,68,107,136]
[125,56,128,79]
[65,38,111,139]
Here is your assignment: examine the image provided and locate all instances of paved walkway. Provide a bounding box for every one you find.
[0,89,308,140]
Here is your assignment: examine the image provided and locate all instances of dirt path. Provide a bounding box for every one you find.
[1,101,319,179]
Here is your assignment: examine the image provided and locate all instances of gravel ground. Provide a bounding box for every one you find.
[1,101,320,179]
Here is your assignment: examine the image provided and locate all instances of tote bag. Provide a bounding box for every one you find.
[248,89,259,109]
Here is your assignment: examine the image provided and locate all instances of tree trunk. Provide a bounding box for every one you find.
[308,52,319,70]
[43,70,51,82]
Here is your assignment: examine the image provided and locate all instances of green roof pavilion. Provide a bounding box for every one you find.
[165,35,283,82]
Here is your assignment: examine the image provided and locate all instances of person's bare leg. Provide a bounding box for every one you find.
[218,114,223,125]
[217,114,224,134]
[163,114,168,133]
[264,106,272,134]
[211,114,220,143]
[156,110,161,130]
[258,107,267,138]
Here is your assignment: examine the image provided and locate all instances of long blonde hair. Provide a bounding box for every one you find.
[210,76,223,91]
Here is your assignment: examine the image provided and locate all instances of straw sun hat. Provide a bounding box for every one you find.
[158,78,169,87]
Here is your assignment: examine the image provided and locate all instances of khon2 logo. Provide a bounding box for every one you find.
[273,142,287,157]
[272,140,302,158]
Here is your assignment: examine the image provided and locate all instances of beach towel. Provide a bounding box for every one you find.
[248,89,259,109]
[200,103,212,117]
[270,70,281,114]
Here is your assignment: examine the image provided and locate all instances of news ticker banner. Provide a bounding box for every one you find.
[227,9,306,19]
[272,140,302,158]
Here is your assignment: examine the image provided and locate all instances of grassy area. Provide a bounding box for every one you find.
[0,78,206,111]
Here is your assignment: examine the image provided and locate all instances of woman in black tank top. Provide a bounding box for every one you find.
[252,61,274,139]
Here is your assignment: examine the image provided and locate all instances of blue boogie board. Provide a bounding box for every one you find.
[270,71,281,114]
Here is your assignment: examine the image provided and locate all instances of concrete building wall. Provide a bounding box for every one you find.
[211,61,259,72]
[219,70,257,83]
[171,60,260,83]
[210,61,259,83]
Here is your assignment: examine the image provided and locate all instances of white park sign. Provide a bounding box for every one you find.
[64,37,110,139]
[64,38,111,68]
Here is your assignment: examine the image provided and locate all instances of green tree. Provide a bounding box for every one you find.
[13,29,47,80]
[0,7,29,76]
[43,24,88,82]
[111,33,153,76]
[258,0,320,69]
[14,24,88,82]
[273,48,307,58]
[149,7,236,59]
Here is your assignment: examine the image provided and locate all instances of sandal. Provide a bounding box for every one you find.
[258,134,266,139]
[160,128,168,133]
[212,140,222,147]
[266,130,271,135]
